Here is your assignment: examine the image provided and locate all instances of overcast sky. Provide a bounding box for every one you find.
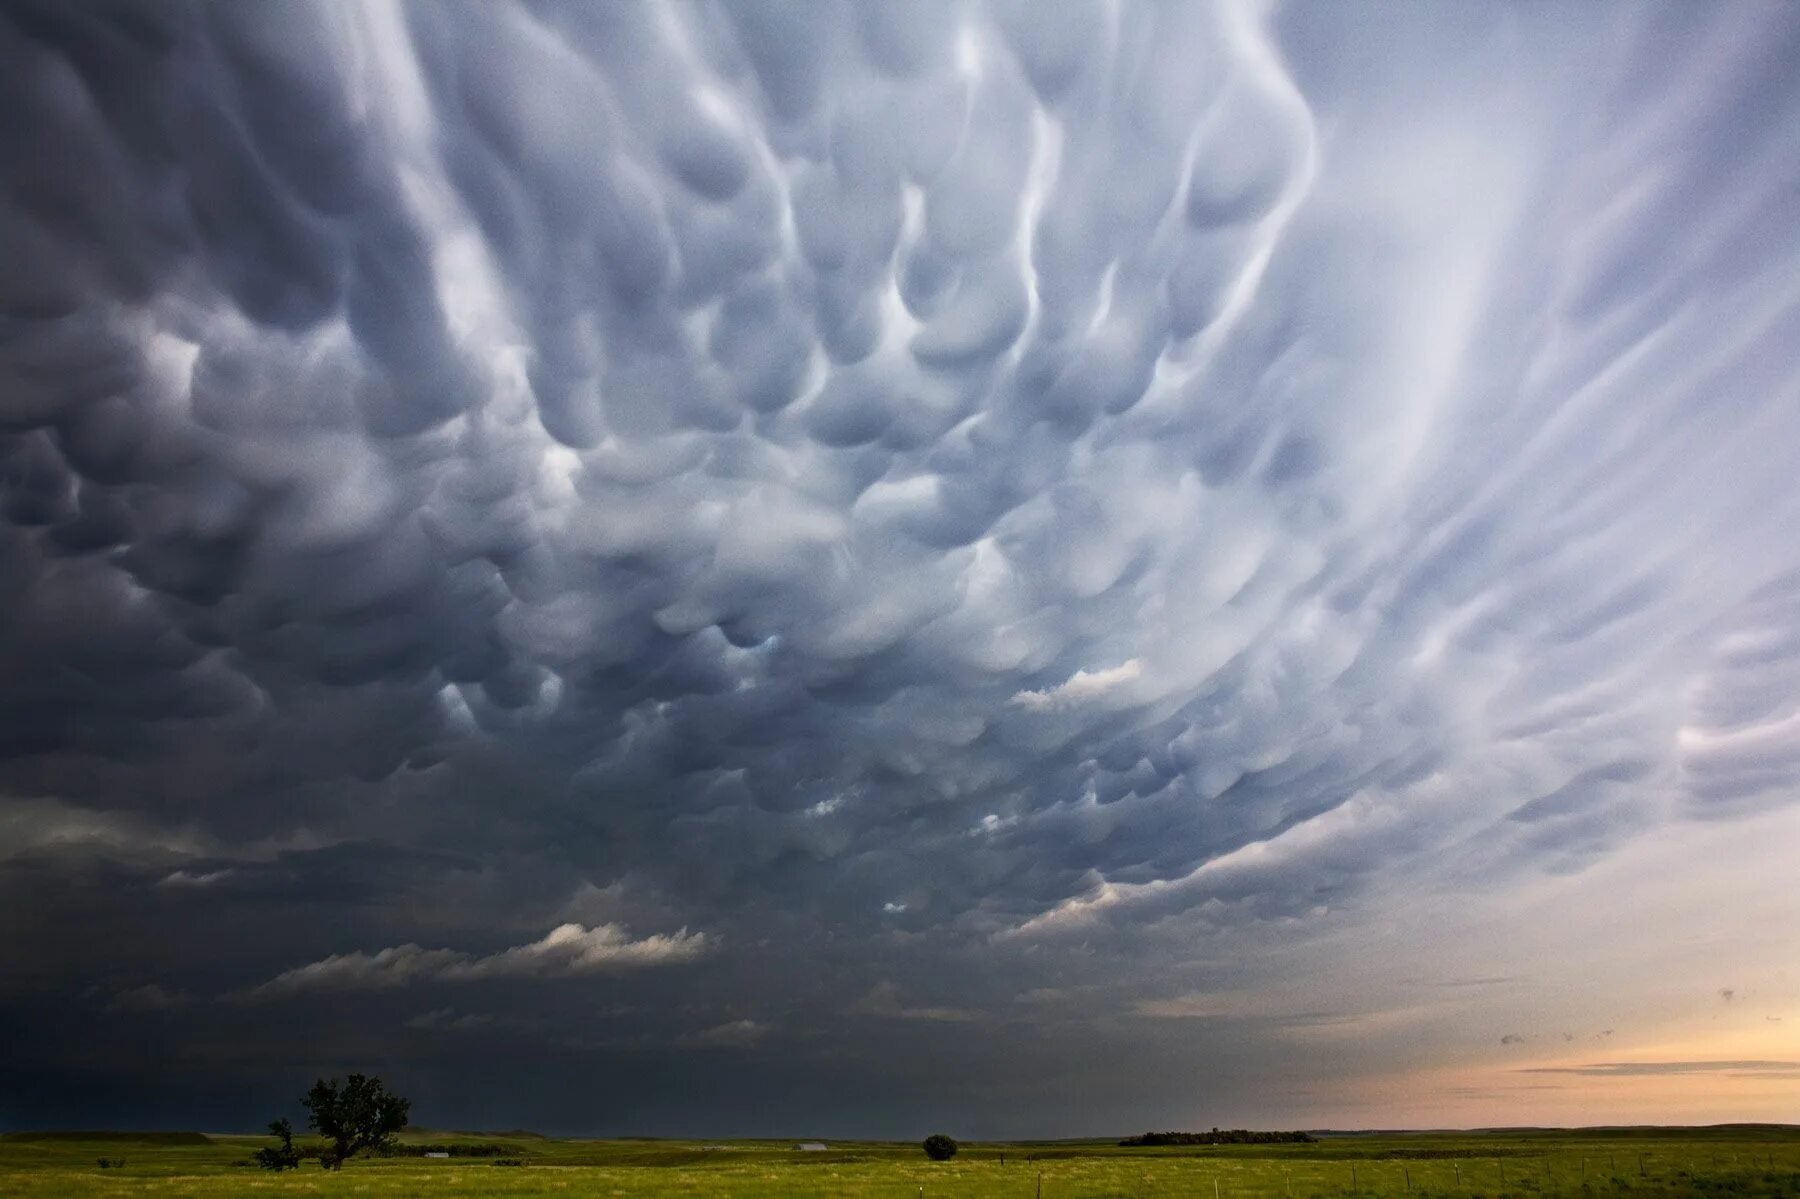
[3,0,1799,1137]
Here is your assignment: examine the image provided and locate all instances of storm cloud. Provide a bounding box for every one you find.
[3,0,1800,1135]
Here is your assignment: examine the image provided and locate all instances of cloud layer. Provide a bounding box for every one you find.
[3,0,1799,1134]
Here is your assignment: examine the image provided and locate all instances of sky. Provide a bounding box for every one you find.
[2,0,1799,1138]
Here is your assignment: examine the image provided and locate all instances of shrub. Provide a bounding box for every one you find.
[95,1158,124,1169]
[923,1133,958,1161]
[253,1119,302,1171]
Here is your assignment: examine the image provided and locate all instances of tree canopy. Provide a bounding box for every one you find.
[303,1074,410,1169]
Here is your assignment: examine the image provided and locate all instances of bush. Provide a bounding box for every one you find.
[253,1119,302,1171]
[492,1158,525,1167]
[95,1158,124,1169]
[923,1133,958,1161]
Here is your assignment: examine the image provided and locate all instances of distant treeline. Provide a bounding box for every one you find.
[382,1143,522,1157]
[0,1131,213,1145]
[1120,1130,1317,1147]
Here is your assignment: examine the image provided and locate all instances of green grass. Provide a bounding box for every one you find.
[2,1127,1798,1196]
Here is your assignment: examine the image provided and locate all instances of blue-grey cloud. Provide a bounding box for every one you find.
[3,0,1799,1135]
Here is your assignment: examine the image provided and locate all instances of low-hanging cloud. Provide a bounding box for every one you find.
[1010,659,1144,712]
[245,923,711,998]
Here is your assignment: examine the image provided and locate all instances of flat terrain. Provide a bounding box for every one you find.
[3,1126,1799,1196]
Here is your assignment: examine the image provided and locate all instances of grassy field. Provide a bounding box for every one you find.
[2,1126,1799,1197]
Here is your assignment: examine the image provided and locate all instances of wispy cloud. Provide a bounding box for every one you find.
[681,1019,770,1048]
[1010,660,1144,712]
[244,924,710,998]
[405,1007,495,1033]
[156,868,237,889]
[852,982,979,1023]
[1520,1061,1800,1077]
[0,799,208,864]
[105,983,192,1013]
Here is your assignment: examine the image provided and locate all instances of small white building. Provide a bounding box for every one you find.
[794,1142,828,1151]
[424,1151,449,1159]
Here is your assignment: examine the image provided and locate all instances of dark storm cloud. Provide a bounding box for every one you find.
[4,0,1800,1134]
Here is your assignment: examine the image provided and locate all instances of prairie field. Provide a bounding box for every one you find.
[3,1127,1799,1197]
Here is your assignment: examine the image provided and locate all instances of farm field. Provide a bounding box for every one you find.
[2,1127,1799,1197]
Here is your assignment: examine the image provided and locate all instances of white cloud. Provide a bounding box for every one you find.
[1009,659,1145,712]
[157,868,236,889]
[245,923,710,998]
[442,922,710,981]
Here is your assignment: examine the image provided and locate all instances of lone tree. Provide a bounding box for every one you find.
[923,1133,958,1161]
[252,1118,302,1171]
[303,1074,410,1169]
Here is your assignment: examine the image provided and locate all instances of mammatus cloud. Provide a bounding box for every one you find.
[2,0,1799,1134]
[245,924,710,998]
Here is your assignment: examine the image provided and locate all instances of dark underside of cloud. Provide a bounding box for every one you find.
[3,0,1799,1135]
